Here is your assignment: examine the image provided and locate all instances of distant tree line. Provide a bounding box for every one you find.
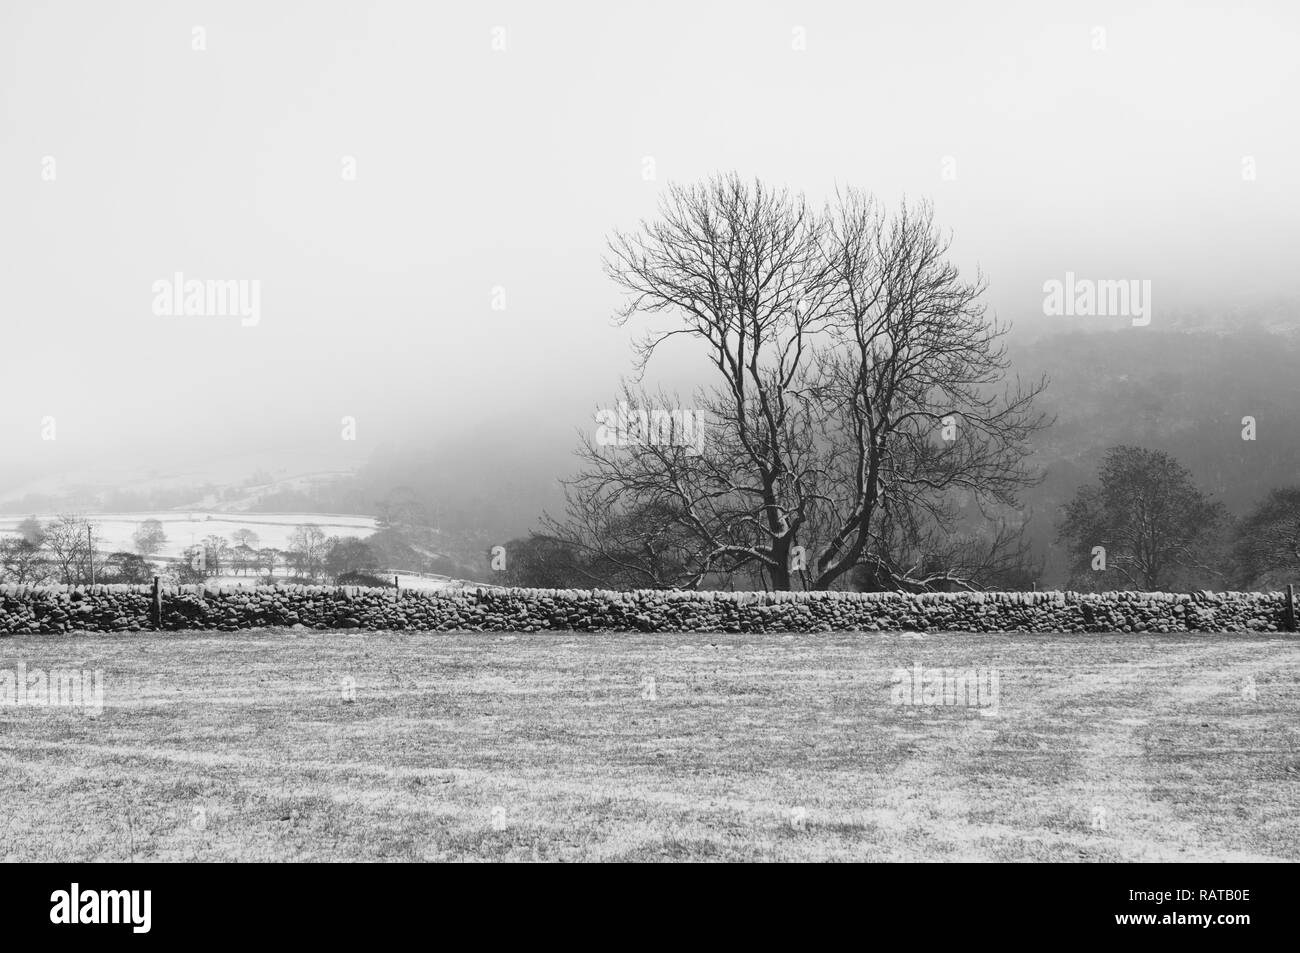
[168,524,387,586]
[499,445,1300,593]
[1056,445,1300,592]
[0,517,392,588]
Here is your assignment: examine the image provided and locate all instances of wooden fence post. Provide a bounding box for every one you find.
[1286,584,1296,632]
[151,575,162,630]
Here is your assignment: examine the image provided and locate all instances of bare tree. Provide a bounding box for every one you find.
[552,174,1046,591]
[44,515,102,585]
[230,544,258,576]
[1058,446,1224,590]
[0,535,48,584]
[202,535,230,575]
[545,494,705,589]
[286,525,329,581]
[256,547,282,579]
[799,190,1047,589]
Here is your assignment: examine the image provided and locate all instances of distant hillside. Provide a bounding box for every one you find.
[0,451,365,516]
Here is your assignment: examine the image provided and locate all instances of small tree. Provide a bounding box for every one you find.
[231,528,260,549]
[103,552,153,584]
[176,546,207,584]
[323,537,379,583]
[0,536,47,584]
[286,525,329,581]
[1232,487,1300,588]
[499,535,589,588]
[256,547,282,580]
[202,536,229,577]
[16,516,44,546]
[44,515,101,585]
[1058,446,1224,590]
[133,519,167,556]
[229,544,258,576]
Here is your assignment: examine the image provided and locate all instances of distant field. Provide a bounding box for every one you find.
[0,512,378,558]
[0,630,1296,862]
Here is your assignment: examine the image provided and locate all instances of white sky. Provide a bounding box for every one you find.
[1,0,1297,484]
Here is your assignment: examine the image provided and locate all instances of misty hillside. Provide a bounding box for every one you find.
[333,323,1300,584]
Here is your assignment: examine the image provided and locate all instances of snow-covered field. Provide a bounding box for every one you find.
[151,571,468,591]
[0,512,482,590]
[0,512,379,558]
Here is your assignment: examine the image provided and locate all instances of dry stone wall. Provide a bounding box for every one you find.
[0,584,1292,635]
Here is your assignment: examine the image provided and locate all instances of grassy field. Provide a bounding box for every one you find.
[1,629,1296,862]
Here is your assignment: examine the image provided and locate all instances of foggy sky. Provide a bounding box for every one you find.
[2,0,1297,489]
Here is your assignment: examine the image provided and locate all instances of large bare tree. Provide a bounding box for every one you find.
[550,174,1046,591]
